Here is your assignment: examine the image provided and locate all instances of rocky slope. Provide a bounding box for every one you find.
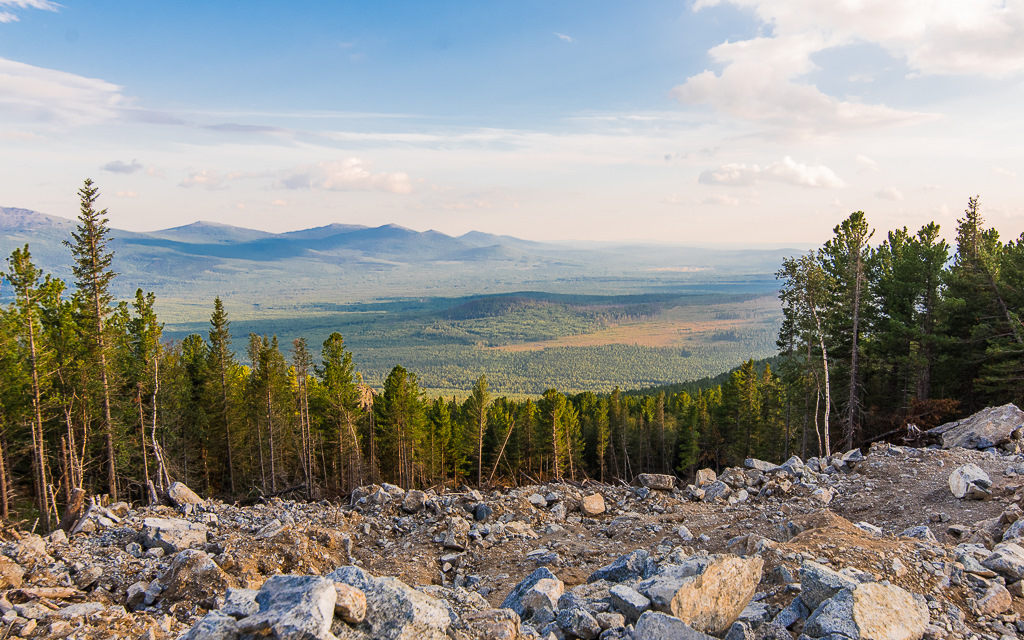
[2,405,1024,639]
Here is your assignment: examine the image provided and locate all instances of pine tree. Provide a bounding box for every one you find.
[66,179,120,501]
[207,297,237,494]
[465,374,491,486]
[318,332,362,490]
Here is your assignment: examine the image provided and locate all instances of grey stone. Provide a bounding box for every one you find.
[237,575,336,640]
[400,490,426,514]
[695,469,716,487]
[633,611,716,639]
[556,606,601,640]
[54,602,106,620]
[327,565,376,591]
[74,566,103,590]
[502,567,560,617]
[160,549,234,609]
[358,576,450,640]
[983,542,1024,581]
[519,577,564,619]
[588,549,650,583]
[581,494,606,517]
[799,561,859,611]
[744,458,775,472]
[529,493,548,508]
[772,596,810,629]
[222,587,260,619]
[930,403,1024,450]
[182,610,239,640]
[638,473,676,491]
[702,481,732,502]
[474,503,493,522]
[125,581,148,611]
[949,463,992,499]
[901,525,937,543]
[804,583,928,640]
[444,516,470,551]
[166,481,204,507]
[608,584,649,623]
[139,517,208,553]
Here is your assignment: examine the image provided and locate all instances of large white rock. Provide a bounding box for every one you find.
[931,403,1024,450]
[140,517,208,553]
[804,582,928,640]
[638,474,676,491]
[237,575,336,640]
[166,482,204,507]
[948,464,992,499]
[640,554,763,635]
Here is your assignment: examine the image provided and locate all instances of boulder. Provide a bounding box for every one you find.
[501,567,560,617]
[528,493,548,508]
[609,584,650,623]
[400,490,426,514]
[804,583,928,640]
[580,494,606,517]
[518,578,564,619]
[948,463,992,499]
[930,403,1024,450]
[237,575,336,640]
[356,576,450,640]
[181,610,239,640]
[0,557,25,589]
[695,468,716,487]
[587,549,650,583]
[463,608,520,640]
[556,606,602,640]
[983,542,1024,580]
[334,582,367,624]
[975,583,1012,616]
[642,554,763,635]
[799,561,860,611]
[166,482,204,507]
[443,517,470,551]
[222,587,260,619]
[702,481,732,502]
[638,473,676,491]
[744,458,775,473]
[160,549,235,609]
[633,611,716,639]
[140,517,209,553]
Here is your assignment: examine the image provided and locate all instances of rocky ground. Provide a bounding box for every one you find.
[1,404,1024,639]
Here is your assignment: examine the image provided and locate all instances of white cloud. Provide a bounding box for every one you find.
[102,159,144,174]
[0,57,127,125]
[555,32,574,43]
[671,32,935,135]
[698,162,760,186]
[692,0,1024,77]
[699,156,846,188]
[180,169,227,190]
[277,159,412,194]
[855,154,879,173]
[993,166,1018,178]
[114,190,138,198]
[875,187,905,201]
[0,0,58,23]
[672,0,1024,135]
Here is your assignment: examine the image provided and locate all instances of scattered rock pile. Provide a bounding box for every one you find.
[1,405,1023,639]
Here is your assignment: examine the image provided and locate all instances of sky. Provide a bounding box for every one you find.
[1,0,1023,245]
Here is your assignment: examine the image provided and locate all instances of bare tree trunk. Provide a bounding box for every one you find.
[136,386,152,504]
[26,311,50,530]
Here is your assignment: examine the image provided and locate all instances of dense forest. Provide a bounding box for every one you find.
[1,182,1022,531]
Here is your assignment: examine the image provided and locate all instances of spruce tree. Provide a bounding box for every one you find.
[66,179,119,501]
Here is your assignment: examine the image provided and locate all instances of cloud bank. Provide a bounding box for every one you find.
[699,156,846,188]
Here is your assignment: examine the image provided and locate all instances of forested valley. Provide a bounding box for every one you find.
[1,182,1023,533]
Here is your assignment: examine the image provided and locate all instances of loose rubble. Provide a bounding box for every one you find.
[2,406,1024,638]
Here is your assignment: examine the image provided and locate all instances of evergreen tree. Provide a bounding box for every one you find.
[66,179,120,501]
[207,297,237,494]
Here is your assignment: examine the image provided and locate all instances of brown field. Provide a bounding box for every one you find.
[489,294,781,352]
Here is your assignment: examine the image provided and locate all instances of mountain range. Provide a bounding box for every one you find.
[0,206,797,316]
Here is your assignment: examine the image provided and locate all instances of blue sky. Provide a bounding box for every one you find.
[2,0,1023,244]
